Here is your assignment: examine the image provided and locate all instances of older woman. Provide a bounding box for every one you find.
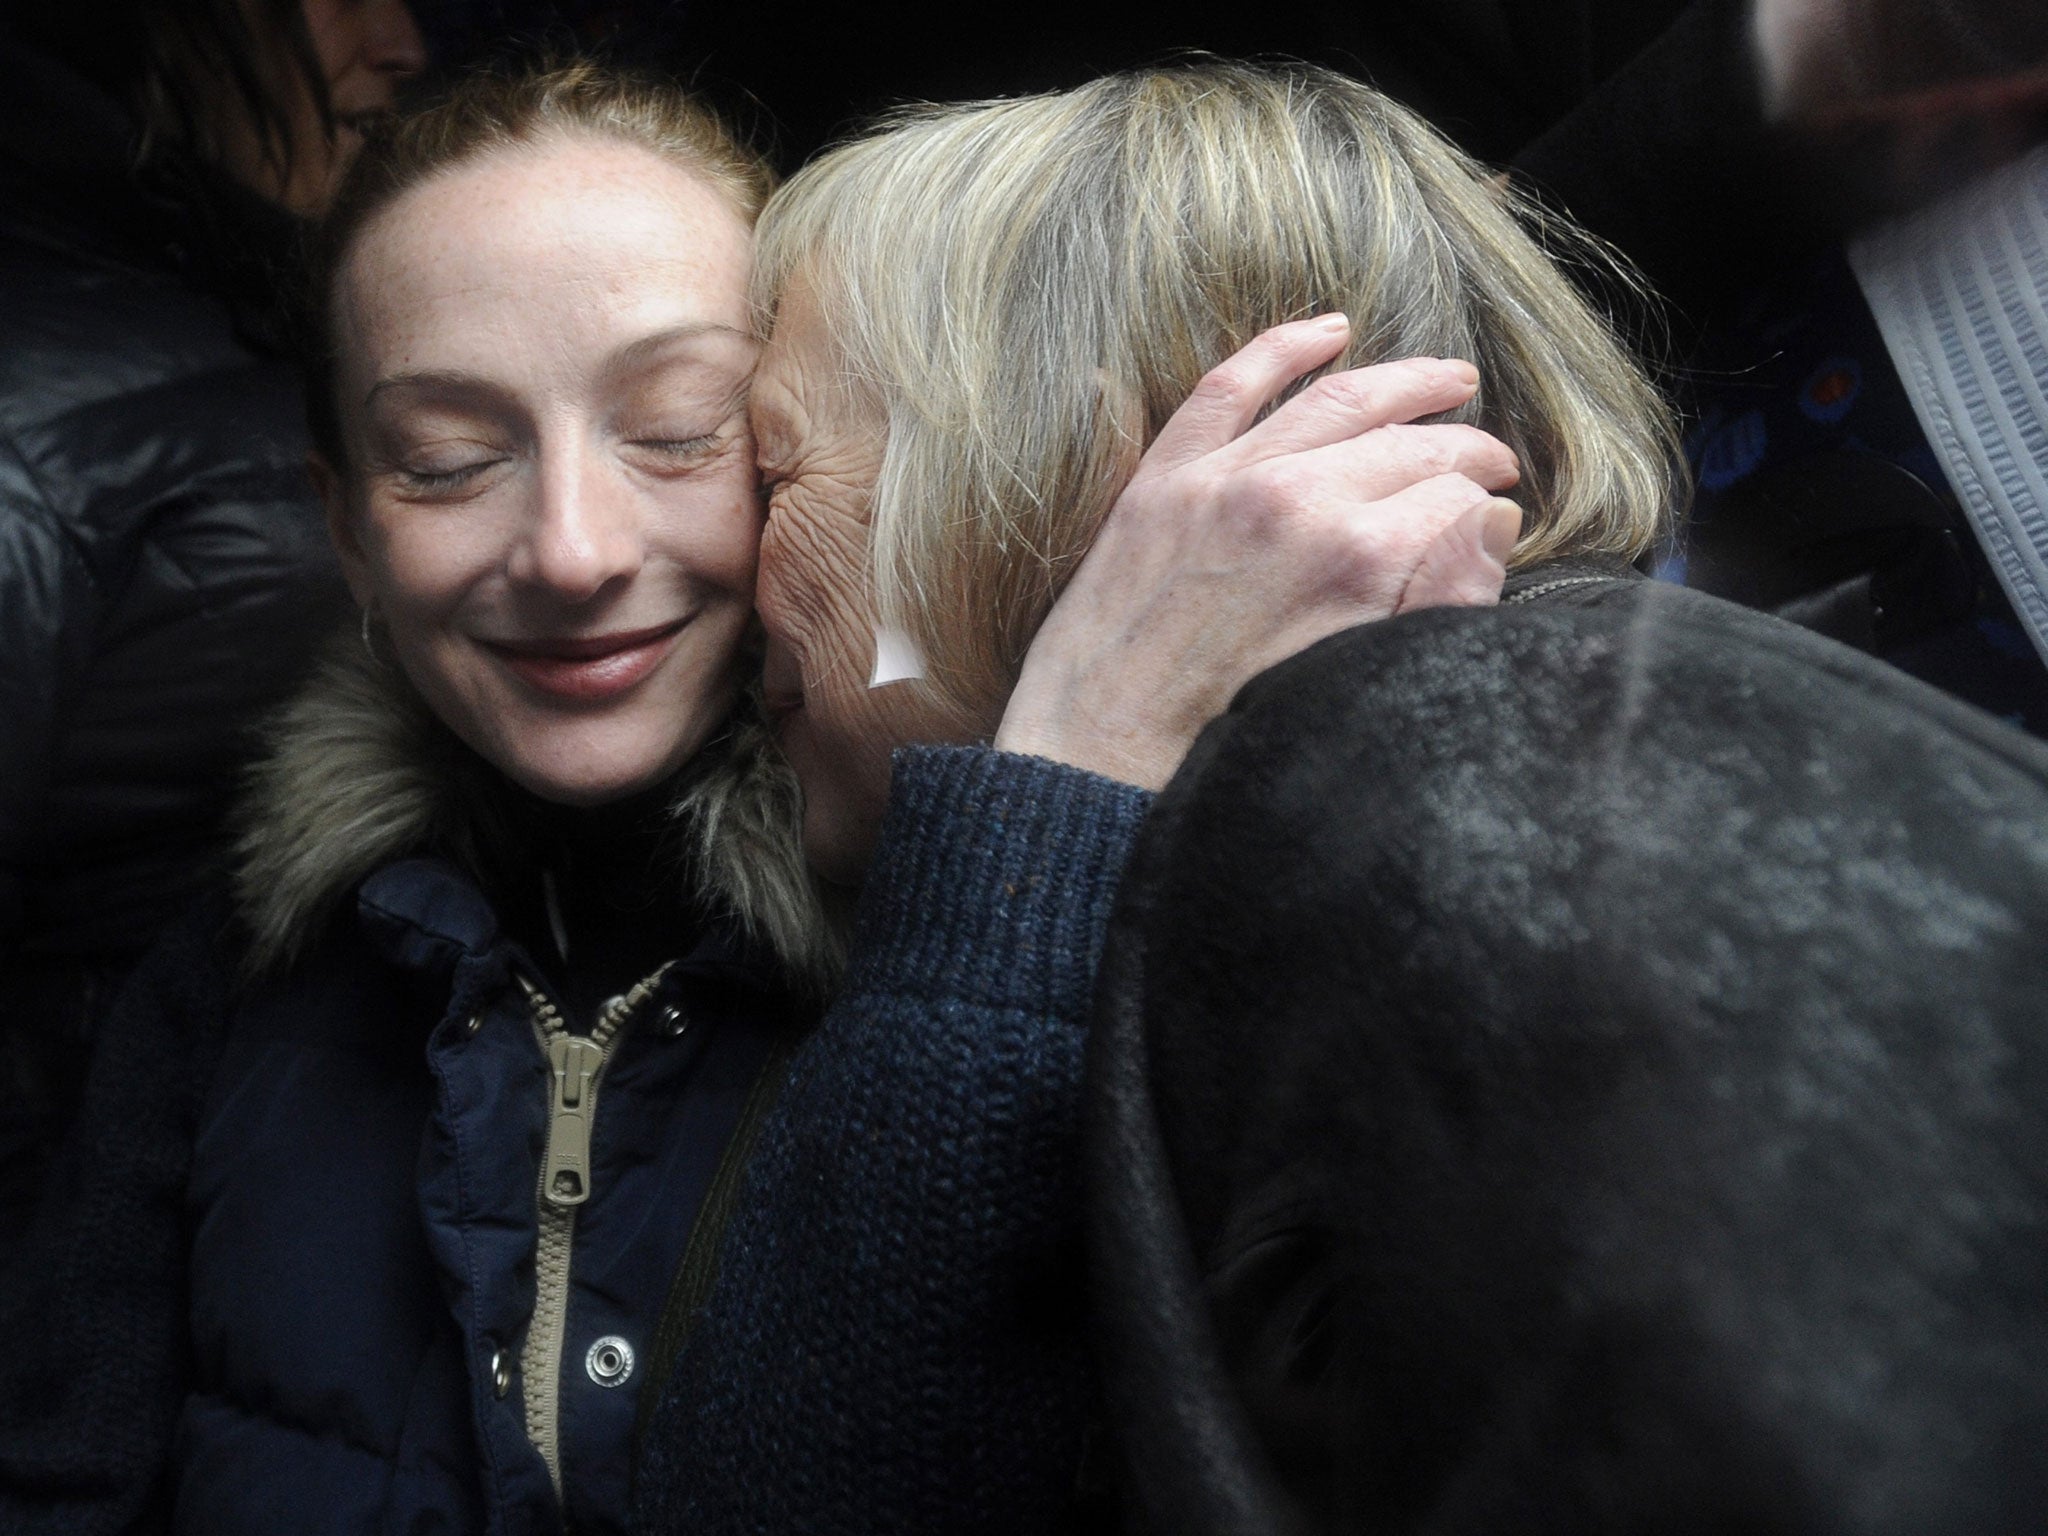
[637,62,2048,1536]
[634,59,1683,1535]
[0,61,1513,1536]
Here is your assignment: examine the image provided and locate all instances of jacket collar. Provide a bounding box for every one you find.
[1501,555,1642,603]
[231,634,840,990]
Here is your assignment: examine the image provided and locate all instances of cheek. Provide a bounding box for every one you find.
[687,482,766,596]
[359,509,504,619]
[630,454,767,622]
[755,499,871,687]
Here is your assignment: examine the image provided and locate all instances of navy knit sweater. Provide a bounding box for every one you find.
[633,746,1153,1534]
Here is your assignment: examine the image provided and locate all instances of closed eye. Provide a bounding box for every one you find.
[631,434,720,459]
[393,459,503,497]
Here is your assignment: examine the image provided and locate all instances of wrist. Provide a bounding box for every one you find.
[993,698,1174,791]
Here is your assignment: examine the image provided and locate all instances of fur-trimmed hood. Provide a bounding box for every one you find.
[232,634,841,990]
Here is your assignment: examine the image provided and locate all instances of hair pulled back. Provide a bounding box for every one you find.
[305,59,774,467]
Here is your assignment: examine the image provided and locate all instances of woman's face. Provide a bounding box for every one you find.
[220,0,429,215]
[323,136,762,807]
[750,280,992,885]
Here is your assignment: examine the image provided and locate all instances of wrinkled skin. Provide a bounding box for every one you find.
[751,297,1521,883]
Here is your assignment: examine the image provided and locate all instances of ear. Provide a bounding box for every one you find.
[311,452,375,609]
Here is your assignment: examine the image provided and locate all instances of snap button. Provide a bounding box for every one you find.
[490,1347,512,1399]
[585,1335,635,1388]
[656,1003,688,1038]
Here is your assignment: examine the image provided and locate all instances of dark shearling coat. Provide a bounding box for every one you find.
[1089,574,2048,1535]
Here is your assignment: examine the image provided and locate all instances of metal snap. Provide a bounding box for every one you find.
[585,1335,635,1388]
[490,1347,511,1399]
[656,1003,688,1038]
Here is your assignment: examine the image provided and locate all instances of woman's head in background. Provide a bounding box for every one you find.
[17,0,428,215]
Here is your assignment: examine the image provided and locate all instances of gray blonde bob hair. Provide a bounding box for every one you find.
[753,61,1683,719]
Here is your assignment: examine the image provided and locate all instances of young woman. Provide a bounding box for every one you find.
[0,62,1512,1535]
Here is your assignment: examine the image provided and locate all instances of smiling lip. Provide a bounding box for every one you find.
[486,620,686,702]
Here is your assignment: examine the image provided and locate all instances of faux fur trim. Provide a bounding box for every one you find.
[231,633,843,991]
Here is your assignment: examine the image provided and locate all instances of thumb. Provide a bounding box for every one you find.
[1393,498,1519,615]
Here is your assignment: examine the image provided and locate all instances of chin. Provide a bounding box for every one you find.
[498,735,683,808]
[502,704,733,808]
[508,764,659,808]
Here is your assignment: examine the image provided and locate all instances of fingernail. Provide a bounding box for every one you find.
[1440,358,1480,387]
[1481,498,1521,561]
[1315,312,1350,333]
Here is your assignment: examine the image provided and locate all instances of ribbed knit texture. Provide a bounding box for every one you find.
[633,746,1152,1535]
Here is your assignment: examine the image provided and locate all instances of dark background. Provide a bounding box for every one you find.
[420,0,1690,171]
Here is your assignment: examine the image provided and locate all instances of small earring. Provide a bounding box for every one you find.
[360,605,376,657]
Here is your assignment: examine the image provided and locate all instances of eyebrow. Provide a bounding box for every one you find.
[363,370,511,412]
[362,323,760,411]
[602,321,758,382]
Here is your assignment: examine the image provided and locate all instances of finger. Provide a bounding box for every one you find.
[1347,469,1502,532]
[1328,471,1502,604]
[1257,422,1520,509]
[1140,315,1353,476]
[1394,498,1521,615]
[1228,357,1481,463]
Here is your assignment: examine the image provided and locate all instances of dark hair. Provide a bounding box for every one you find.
[305,58,775,469]
[17,0,332,186]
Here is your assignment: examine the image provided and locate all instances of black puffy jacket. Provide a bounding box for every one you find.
[0,43,349,1208]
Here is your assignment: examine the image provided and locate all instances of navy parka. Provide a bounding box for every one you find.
[177,855,802,1536]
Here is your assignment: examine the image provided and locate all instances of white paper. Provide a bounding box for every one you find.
[868,624,927,688]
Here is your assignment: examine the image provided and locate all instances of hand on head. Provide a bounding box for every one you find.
[995,316,1521,790]
[747,61,1673,849]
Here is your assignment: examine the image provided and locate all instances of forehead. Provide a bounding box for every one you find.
[338,135,754,377]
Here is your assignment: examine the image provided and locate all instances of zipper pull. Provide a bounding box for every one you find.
[542,1035,606,1206]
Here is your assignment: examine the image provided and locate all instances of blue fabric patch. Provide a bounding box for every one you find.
[1798,355,1863,424]
[1697,409,1769,491]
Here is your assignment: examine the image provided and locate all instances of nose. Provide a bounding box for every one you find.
[510,449,645,603]
[365,0,429,81]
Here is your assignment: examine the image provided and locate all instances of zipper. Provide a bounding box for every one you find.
[515,962,675,1497]
[1503,574,1628,604]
